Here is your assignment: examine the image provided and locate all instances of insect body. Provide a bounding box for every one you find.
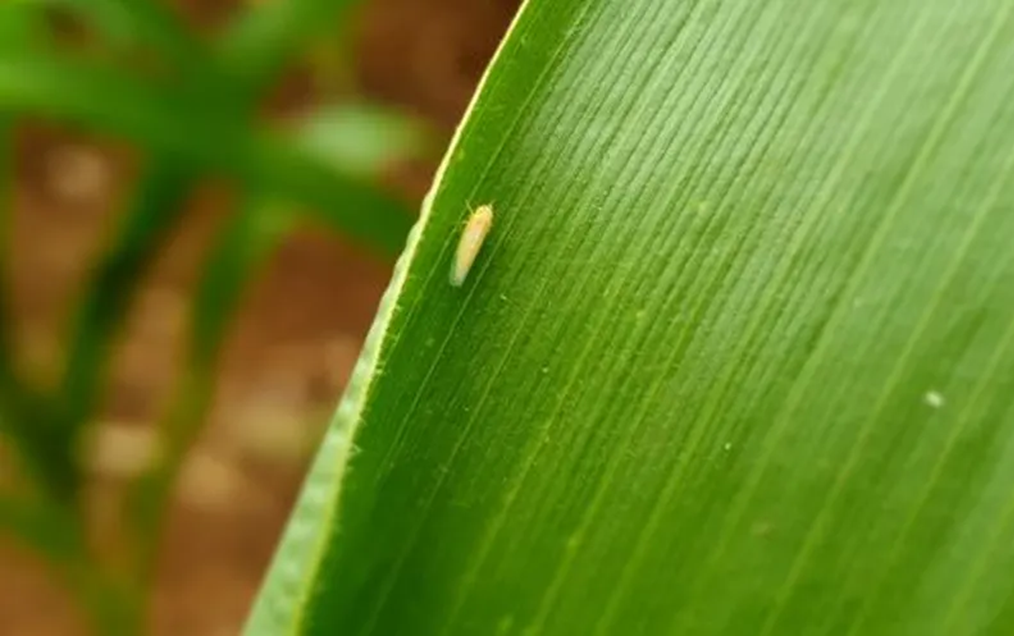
[450,203,494,286]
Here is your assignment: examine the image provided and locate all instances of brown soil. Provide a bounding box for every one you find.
[0,1,520,634]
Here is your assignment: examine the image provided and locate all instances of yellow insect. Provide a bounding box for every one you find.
[450,203,494,286]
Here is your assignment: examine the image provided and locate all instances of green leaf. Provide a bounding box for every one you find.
[45,0,214,75]
[0,496,81,561]
[247,1,1014,635]
[42,0,136,49]
[188,198,293,366]
[218,0,361,92]
[292,103,435,177]
[0,52,412,254]
[0,1,50,52]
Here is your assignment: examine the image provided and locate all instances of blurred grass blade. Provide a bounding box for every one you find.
[292,103,435,177]
[127,196,291,572]
[218,0,360,92]
[0,52,412,254]
[0,383,74,498]
[43,0,136,50]
[189,199,292,366]
[60,164,192,464]
[0,496,81,560]
[0,1,51,51]
[247,0,1014,634]
[47,0,213,75]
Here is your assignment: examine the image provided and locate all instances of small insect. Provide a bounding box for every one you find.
[450,203,494,286]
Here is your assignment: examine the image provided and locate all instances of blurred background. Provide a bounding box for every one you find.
[0,0,520,633]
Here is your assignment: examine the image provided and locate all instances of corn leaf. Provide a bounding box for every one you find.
[247,0,1014,634]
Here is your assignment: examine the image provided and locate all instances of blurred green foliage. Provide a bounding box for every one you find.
[0,1,430,634]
